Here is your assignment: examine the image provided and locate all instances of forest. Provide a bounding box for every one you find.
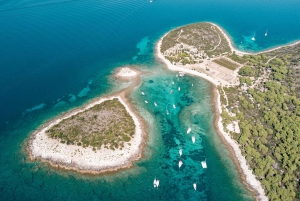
[220,44,300,201]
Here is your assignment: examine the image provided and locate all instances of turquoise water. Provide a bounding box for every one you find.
[1,0,300,200]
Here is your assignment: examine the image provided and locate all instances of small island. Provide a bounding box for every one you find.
[157,22,300,201]
[27,67,146,174]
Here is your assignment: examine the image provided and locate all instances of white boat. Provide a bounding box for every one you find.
[155,180,160,188]
[166,108,169,115]
[251,35,255,41]
[179,72,185,77]
[145,100,148,104]
[170,90,174,94]
[178,160,183,169]
[187,128,191,134]
[154,178,157,187]
[192,136,195,143]
[172,82,175,84]
[265,29,268,36]
[142,92,145,95]
[150,0,152,2]
[192,83,193,87]
[172,104,176,109]
[154,102,157,106]
[178,87,180,91]
[201,160,207,169]
[193,183,197,190]
[179,148,182,156]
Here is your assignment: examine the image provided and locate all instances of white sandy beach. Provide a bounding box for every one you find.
[156,24,268,201]
[28,68,144,173]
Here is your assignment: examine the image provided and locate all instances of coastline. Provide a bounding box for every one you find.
[155,24,268,201]
[209,22,300,56]
[27,68,147,174]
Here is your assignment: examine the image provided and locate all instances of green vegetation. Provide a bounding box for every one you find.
[46,98,135,150]
[221,44,300,201]
[161,22,231,64]
[213,58,240,70]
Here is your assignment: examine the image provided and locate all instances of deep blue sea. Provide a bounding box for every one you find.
[0,0,300,200]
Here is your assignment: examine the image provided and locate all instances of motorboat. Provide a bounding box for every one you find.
[201,160,207,169]
[154,102,157,106]
[173,104,176,109]
[179,148,182,156]
[192,136,195,143]
[179,160,183,169]
[193,183,197,190]
[187,128,191,134]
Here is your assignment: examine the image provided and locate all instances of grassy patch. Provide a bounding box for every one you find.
[212,58,240,70]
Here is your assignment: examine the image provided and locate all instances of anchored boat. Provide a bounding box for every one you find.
[178,160,183,169]
[201,160,207,169]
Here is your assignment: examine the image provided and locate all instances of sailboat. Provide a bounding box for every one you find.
[178,87,181,91]
[193,183,197,190]
[201,160,207,169]
[265,29,268,36]
[178,160,183,169]
[179,148,182,156]
[142,92,145,95]
[154,102,157,106]
[153,178,157,188]
[192,136,195,143]
[187,128,191,134]
[173,104,176,109]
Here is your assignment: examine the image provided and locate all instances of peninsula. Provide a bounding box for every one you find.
[27,67,146,174]
[157,22,300,201]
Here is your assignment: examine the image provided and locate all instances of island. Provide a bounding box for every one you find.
[27,67,146,174]
[157,22,300,201]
